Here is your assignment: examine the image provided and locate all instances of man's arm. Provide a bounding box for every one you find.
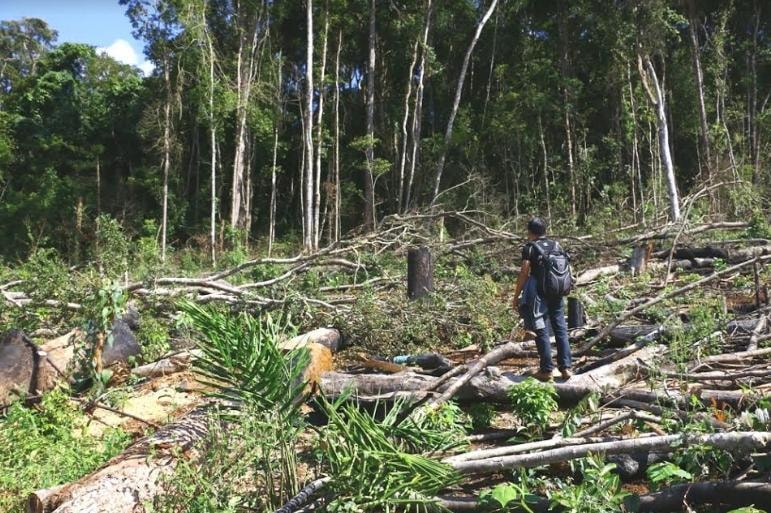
[513,260,531,309]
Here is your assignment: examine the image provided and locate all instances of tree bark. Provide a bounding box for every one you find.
[431,0,499,204]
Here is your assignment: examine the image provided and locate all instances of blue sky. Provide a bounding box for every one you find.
[0,0,153,74]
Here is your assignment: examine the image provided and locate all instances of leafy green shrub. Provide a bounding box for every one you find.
[646,461,693,489]
[479,481,540,512]
[0,389,130,513]
[549,456,629,513]
[94,214,130,278]
[138,315,171,363]
[468,403,497,431]
[668,297,726,365]
[508,378,558,433]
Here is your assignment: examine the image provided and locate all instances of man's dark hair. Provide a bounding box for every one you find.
[527,217,547,236]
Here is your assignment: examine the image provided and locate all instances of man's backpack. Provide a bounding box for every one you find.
[531,240,573,300]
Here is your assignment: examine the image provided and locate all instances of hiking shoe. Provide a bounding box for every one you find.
[533,369,554,382]
[560,368,573,380]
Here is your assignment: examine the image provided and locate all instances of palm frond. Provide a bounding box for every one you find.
[180,302,309,421]
[320,395,460,513]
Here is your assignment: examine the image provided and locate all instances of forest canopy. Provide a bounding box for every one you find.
[0,0,769,262]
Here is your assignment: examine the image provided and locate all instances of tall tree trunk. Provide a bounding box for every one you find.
[333,32,341,242]
[209,62,217,266]
[685,0,712,183]
[313,9,329,250]
[303,0,315,251]
[268,52,281,257]
[161,60,172,263]
[482,9,498,122]
[538,113,552,221]
[96,156,101,216]
[558,10,577,221]
[749,1,761,184]
[638,54,680,221]
[363,0,376,231]
[431,0,499,204]
[231,7,261,233]
[405,0,433,212]
[398,39,419,213]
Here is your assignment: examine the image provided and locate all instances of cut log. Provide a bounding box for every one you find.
[630,243,652,276]
[567,297,585,329]
[27,407,213,513]
[1,317,142,408]
[131,350,199,379]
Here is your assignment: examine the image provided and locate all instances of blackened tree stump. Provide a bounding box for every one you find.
[407,247,433,300]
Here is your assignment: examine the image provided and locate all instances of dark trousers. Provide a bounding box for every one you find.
[535,297,571,372]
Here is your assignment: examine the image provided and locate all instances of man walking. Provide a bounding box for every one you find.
[513,217,572,381]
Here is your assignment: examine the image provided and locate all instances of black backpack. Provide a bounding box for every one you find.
[531,240,573,300]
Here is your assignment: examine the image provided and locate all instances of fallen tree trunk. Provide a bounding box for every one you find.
[638,480,771,512]
[27,406,213,513]
[439,480,771,513]
[448,431,771,474]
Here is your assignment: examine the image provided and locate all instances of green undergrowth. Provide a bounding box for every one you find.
[0,389,131,513]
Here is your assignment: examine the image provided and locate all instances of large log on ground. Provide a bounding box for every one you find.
[27,407,212,513]
[320,344,665,404]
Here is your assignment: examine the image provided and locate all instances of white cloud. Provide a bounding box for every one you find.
[97,39,154,76]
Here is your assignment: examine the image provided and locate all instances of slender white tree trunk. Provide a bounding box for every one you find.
[206,19,217,267]
[230,9,260,233]
[363,0,376,231]
[398,39,419,213]
[405,0,433,211]
[313,11,329,250]
[268,52,281,257]
[333,31,341,242]
[161,60,171,263]
[431,0,499,204]
[303,0,315,251]
[688,13,711,180]
[638,54,681,221]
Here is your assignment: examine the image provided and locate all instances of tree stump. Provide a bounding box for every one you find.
[567,297,585,329]
[407,247,433,300]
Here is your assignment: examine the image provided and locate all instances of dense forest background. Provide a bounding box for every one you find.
[0,0,769,262]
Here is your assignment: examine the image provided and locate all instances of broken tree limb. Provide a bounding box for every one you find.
[576,325,666,373]
[746,315,768,352]
[580,255,771,353]
[701,346,771,364]
[425,340,537,408]
[447,431,771,475]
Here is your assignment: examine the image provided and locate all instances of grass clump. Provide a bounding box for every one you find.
[0,389,130,513]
